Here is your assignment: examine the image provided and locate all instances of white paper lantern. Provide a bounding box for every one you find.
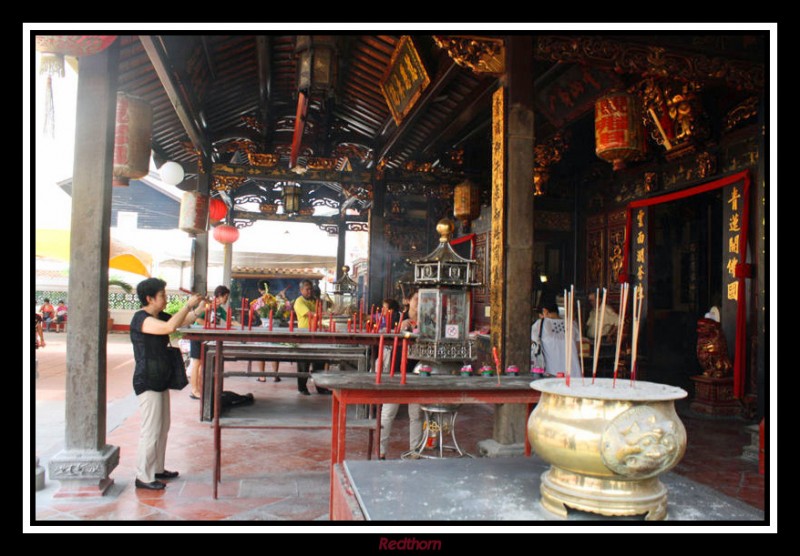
[160,161,185,186]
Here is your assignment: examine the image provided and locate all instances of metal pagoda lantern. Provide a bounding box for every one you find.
[408,219,480,374]
[331,265,358,319]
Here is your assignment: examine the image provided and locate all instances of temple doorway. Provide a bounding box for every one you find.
[642,190,723,391]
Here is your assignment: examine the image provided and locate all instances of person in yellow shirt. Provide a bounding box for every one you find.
[293,280,330,395]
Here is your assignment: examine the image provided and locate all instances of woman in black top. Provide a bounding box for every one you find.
[129,278,204,490]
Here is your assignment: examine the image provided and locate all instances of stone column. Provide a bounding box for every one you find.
[222,242,233,288]
[481,36,535,456]
[193,155,211,296]
[367,177,387,310]
[48,42,120,496]
[336,214,347,280]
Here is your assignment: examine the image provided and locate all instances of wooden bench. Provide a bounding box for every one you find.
[200,342,372,422]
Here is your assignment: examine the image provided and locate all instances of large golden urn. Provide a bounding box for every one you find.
[528,378,687,520]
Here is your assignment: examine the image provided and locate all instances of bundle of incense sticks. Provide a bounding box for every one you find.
[591,288,607,384]
[375,334,385,384]
[389,336,399,377]
[577,299,585,384]
[400,337,409,384]
[612,282,630,387]
[563,286,574,387]
[630,285,644,384]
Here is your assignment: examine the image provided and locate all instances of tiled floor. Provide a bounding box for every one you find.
[29,331,768,526]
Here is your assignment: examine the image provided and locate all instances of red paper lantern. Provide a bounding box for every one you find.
[112,92,153,186]
[209,198,228,221]
[213,224,240,244]
[595,92,645,171]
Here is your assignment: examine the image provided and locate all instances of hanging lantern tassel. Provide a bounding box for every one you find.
[39,54,65,138]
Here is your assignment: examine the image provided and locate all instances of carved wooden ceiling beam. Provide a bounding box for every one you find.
[535,36,764,92]
[140,35,213,160]
[231,209,368,225]
[212,162,373,186]
[433,35,505,75]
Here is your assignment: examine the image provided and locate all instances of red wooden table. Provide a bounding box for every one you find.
[179,327,403,498]
[312,373,541,517]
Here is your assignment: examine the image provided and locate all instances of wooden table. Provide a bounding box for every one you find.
[179,327,404,498]
[312,373,541,516]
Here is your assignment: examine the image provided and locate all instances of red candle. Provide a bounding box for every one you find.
[400,338,409,384]
[289,311,294,332]
[249,303,254,331]
[227,306,232,329]
[213,300,217,329]
[347,318,352,333]
[269,309,273,331]
[204,303,210,329]
[375,334,385,384]
[240,297,245,329]
[359,299,364,331]
[390,336,399,377]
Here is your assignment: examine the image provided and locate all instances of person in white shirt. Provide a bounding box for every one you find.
[531,301,582,378]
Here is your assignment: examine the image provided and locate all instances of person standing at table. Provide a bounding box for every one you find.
[250,280,282,383]
[130,278,205,490]
[379,290,423,459]
[54,300,68,333]
[531,298,582,378]
[188,285,237,400]
[39,298,55,332]
[294,279,330,395]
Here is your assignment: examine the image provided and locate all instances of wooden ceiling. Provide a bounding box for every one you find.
[112,34,766,190]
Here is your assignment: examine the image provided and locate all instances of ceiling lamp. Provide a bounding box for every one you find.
[159,161,185,186]
[282,183,301,214]
[595,91,646,171]
[453,179,480,227]
[295,35,338,94]
[112,92,152,187]
[178,191,208,236]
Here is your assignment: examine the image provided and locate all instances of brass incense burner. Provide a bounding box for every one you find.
[528,378,688,520]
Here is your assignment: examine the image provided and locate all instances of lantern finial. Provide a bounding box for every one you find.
[436,219,455,243]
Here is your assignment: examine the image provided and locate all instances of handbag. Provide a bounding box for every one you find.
[167,346,189,390]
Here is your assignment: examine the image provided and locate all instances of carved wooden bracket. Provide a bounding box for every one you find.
[433,35,505,75]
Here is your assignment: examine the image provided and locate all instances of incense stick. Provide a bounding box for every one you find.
[612,283,629,387]
[630,286,644,384]
[591,288,601,383]
[577,299,585,384]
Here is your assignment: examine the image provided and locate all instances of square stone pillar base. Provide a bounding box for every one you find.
[689,375,741,417]
[35,457,46,491]
[47,444,120,498]
[477,439,525,458]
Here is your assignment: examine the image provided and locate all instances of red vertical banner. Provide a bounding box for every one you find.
[622,170,752,399]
